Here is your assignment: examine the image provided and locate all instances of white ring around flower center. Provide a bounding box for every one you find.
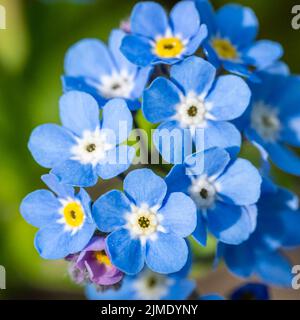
[251,101,281,142]
[97,70,135,99]
[132,269,174,300]
[57,197,86,235]
[174,92,208,129]
[189,176,217,210]
[125,204,165,245]
[70,127,113,167]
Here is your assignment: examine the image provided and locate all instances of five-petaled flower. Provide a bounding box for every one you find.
[165,147,262,245]
[28,91,135,187]
[241,72,300,176]
[20,174,96,259]
[63,29,152,110]
[120,1,208,66]
[194,0,283,80]
[92,168,197,275]
[143,56,251,163]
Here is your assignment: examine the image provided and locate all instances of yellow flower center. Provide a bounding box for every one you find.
[212,38,238,60]
[63,202,85,228]
[154,37,184,58]
[95,250,112,267]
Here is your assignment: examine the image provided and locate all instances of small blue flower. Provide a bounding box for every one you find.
[218,175,300,287]
[194,0,283,80]
[120,1,208,66]
[92,168,197,275]
[28,91,135,187]
[20,174,96,259]
[86,251,195,300]
[240,72,300,176]
[142,56,251,163]
[165,147,262,245]
[230,283,270,300]
[63,29,152,110]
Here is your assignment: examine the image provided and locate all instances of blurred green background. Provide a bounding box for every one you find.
[0,0,299,299]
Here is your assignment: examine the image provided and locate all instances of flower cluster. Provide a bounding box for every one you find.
[20,0,300,300]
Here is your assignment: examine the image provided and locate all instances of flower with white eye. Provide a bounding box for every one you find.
[245,73,300,176]
[125,203,165,245]
[70,128,113,167]
[251,102,281,142]
[132,270,174,300]
[97,70,135,100]
[143,56,250,163]
[166,148,261,246]
[20,174,95,259]
[63,29,151,111]
[92,168,197,275]
[29,91,135,187]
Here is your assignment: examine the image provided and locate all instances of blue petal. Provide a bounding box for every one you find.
[201,294,225,300]
[184,24,208,56]
[281,117,300,147]
[34,224,72,259]
[101,98,132,145]
[92,190,131,232]
[120,35,155,67]
[96,145,135,180]
[130,66,153,100]
[266,143,300,176]
[165,279,196,300]
[64,39,114,80]
[216,4,258,47]
[106,228,145,275]
[216,158,262,205]
[254,250,292,287]
[165,164,191,194]
[67,219,96,254]
[170,56,216,97]
[159,192,196,237]
[124,168,167,207]
[20,190,60,228]
[51,160,98,187]
[281,210,300,248]
[222,60,253,78]
[170,1,200,40]
[206,75,251,121]
[194,0,217,37]
[142,77,180,123]
[130,2,168,39]
[62,76,107,107]
[108,29,136,74]
[230,283,270,300]
[154,121,193,164]
[28,124,75,168]
[243,40,283,69]
[41,173,74,199]
[222,241,255,278]
[201,121,241,158]
[192,212,207,246]
[146,232,188,273]
[185,147,230,179]
[59,91,99,137]
[207,202,256,245]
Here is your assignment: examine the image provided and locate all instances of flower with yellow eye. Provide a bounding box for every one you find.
[195,1,283,80]
[120,1,207,67]
[20,174,96,259]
